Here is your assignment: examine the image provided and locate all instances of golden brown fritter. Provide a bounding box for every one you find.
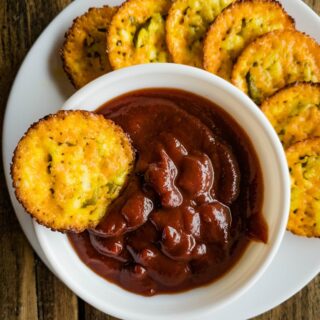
[286,138,320,237]
[11,110,134,232]
[107,0,171,69]
[204,0,294,81]
[61,6,118,89]
[166,0,235,68]
[231,30,320,105]
[261,82,320,148]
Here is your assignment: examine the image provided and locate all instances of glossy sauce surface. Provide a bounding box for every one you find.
[68,89,267,296]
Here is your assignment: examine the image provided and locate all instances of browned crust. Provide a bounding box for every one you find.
[60,6,118,89]
[11,110,135,233]
[222,0,295,25]
[262,81,320,104]
[286,137,320,153]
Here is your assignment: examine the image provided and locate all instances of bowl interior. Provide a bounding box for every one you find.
[34,64,290,320]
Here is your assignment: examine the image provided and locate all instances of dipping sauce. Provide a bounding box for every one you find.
[68,89,267,296]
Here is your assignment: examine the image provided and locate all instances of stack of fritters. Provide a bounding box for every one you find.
[60,0,320,237]
[61,0,320,95]
[62,0,238,86]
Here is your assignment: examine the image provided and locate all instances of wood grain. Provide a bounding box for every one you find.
[83,301,119,320]
[0,1,77,320]
[35,258,78,320]
[0,1,319,320]
[304,0,320,12]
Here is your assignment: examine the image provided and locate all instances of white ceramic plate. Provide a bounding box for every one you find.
[2,0,320,319]
[34,63,291,320]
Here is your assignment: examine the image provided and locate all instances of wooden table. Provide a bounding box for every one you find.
[0,1,319,319]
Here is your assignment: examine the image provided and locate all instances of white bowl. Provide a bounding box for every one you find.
[34,63,290,320]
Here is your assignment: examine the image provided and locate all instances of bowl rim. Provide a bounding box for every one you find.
[34,63,291,320]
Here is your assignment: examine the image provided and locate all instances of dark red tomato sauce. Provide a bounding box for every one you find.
[68,89,267,296]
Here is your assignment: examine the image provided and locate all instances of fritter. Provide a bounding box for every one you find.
[107,0,171,69]
[11,110,134,232]
[261,82,320,148]
[61,6,118,89]
[286,138,320,237]
[231,30,320,105]
[204,0,294,81]
[166,0,234,68]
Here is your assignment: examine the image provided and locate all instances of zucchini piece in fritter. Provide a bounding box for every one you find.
[261,82,320,148]
[231,30,320,105]
[107,0,172,70]
[61,6,118,89]
[11,110,134,232]
[166,0,234,68]
[286,138,320,237]
[204,0,294,81]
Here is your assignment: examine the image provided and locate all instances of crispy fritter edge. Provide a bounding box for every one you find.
[286,137,320,238]
[231,29,320,96]
[60,6,117,89]
[261,81,320,105]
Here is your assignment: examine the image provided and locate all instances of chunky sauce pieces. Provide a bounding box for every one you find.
[68,89,267,296]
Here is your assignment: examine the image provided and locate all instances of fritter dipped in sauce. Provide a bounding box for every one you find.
[12,110,134,232]
[68,89,267,295]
